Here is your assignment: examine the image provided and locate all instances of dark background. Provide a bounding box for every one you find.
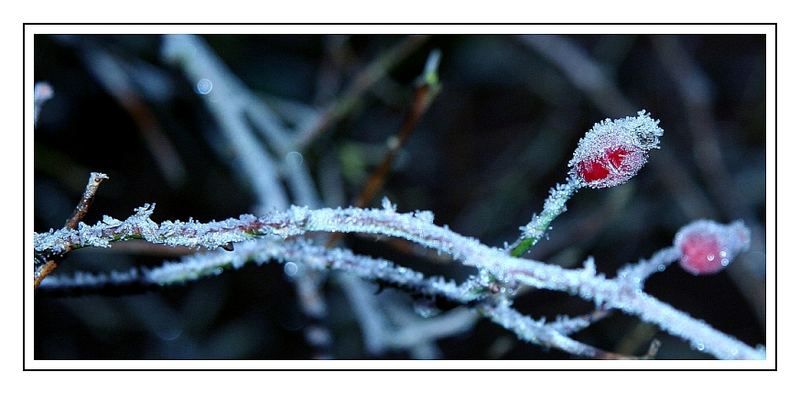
[33,34,767,359]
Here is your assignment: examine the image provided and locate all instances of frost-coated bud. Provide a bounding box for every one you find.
[569,110,664,188]
[674,220,751,275]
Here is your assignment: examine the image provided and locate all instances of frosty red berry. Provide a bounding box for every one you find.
[569,110,663,188]
[510,110,664,257]
[674,220,751,275]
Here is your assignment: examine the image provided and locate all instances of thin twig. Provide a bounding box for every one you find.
[64,172,109,230]
[54,36,186,186]
[34,172,108,288]
[293,35,431,151]
[354,49,441,209]
[327,49,441,247]
[480,302,644,360]
[508,177,581,257]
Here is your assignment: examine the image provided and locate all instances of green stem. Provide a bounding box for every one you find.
[509,177,581,257]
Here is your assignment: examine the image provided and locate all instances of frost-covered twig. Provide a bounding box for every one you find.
[510,178,580,256]
[481,301,639,360]
[38,238,627,359]
[34,201,763,359]
[617,247,681,287]
[548,309,611,336]
[39,238,474,302]
[64,172,110,230]
[34,172,109,288]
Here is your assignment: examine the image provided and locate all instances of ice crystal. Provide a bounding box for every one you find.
[381,196,397,212]
[412,210,435,224]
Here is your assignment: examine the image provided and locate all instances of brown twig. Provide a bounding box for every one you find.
[327,50,441,248]
[57,36,186,187]
[355,54,441,208]
[64,172,109,230]
[33,261,59,289]
[35,172,108,288]
[293,35,430,151]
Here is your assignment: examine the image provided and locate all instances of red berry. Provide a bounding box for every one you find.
[569,111,663,189]
[607,146,630,169]
[575,146,640,184]
[679,232,725,275]
[576,157,610,183]
[674,220,750,276]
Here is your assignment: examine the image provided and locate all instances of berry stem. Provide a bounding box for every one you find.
[510,177,581,257]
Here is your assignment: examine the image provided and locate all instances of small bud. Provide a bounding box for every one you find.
[674,220,750,275]
[569,110,664,188]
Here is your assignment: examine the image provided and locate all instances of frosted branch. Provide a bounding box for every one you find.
[35,203,764,359]
[39,239,619,359]
[548,309,611,335]
[40,238,477,303]
[481,301,638,359]
[616,247,681,287]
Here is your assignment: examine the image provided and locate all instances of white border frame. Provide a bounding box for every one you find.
[23,23,777,370]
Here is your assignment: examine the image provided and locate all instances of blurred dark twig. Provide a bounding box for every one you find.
[56,36,186,187]
[293,35,431,151]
